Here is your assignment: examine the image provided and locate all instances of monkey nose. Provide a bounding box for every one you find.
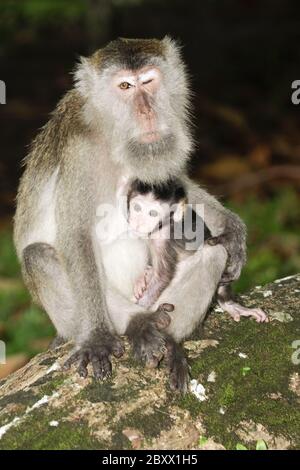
[136,93,153,117]
[138,106,153,118]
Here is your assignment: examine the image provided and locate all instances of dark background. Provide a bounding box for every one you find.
[0,0,300,374]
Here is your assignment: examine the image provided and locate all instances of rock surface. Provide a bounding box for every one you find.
[0,275,300,450]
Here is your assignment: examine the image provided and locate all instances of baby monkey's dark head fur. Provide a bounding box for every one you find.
[127,177,187,236]
[128,177,187,206]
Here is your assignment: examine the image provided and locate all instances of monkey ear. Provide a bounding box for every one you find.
[173,200,186,222]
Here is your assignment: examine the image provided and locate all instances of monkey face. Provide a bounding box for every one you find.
[74,38,192,182]
[128,194,165,235]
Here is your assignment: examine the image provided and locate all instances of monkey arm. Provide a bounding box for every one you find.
[184,177,247,283]
[55,144,118,344]
[57,227,111,340]
[54,165,125,377]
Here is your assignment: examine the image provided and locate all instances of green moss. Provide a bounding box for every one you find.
[38,375,66,396]
[176,392,203,419]
[79,379,139,403]
[111,406,173,449]
[0,409,107,450]
[0,390,38,428]
[177,309,300,450]
[218,383,235,407]
[0,390,37,409]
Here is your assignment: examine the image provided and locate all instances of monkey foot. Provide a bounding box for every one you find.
[63,329,124,379]
[221,301,268,323]
[126,304,173,368]
[165,339,190,394]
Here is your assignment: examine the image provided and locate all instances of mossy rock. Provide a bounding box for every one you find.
[0,275,300,450]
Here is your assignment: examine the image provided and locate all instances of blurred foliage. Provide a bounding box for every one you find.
[0,231,20,278]
[0,0,141,32]
[0,230,54,357]
[0,0,86,26]
[227,188,300,292]
[0,0,86,46]
[0,186,299,357]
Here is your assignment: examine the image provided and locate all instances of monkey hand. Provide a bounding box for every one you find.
[63,328,124,380]
[126,304,173,369]
[207,231,246,284]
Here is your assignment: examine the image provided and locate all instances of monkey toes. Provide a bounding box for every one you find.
[126,303,189,393]
[222,302,268,323]
[63,330,124,380]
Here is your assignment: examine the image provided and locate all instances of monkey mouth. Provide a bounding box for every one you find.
[139,131,161,144]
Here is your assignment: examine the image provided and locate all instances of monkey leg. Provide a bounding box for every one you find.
[217,284,268,323]
[23,243,124,379]
[157,244,228,342]
[22,242,76,339]
[123,245,227,393]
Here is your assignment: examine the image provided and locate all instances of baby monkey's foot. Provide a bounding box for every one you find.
[133,265,153,301]
[63,329,124,379]
[220,301,268,323]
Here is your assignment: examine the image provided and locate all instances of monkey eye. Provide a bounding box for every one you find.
[142,79,153,85]
[133,203,141,212]
[119,81,132,90]
[149,209,158,217]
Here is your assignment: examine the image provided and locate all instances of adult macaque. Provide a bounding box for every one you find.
[14,38,265,393]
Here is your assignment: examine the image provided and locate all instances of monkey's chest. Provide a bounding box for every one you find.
[101,238,149,299]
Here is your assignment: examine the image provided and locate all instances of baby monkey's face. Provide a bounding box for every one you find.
[128,193,169,235]
[128,192,186,236]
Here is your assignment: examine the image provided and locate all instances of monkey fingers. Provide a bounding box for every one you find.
[90,353,112,380]
[63,330,124,379]
[112,341,125,358]
[78,354,89,378]
[126,312,169,368]
[154,303,174,330]
[133,273,147,300]
[63,350,82,370]
[158,303,175,313]
[64,347,113,380]
[206,234,227,246]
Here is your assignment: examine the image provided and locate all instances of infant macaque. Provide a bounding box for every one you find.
[126,178,268,323]
[127,178,212,308]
